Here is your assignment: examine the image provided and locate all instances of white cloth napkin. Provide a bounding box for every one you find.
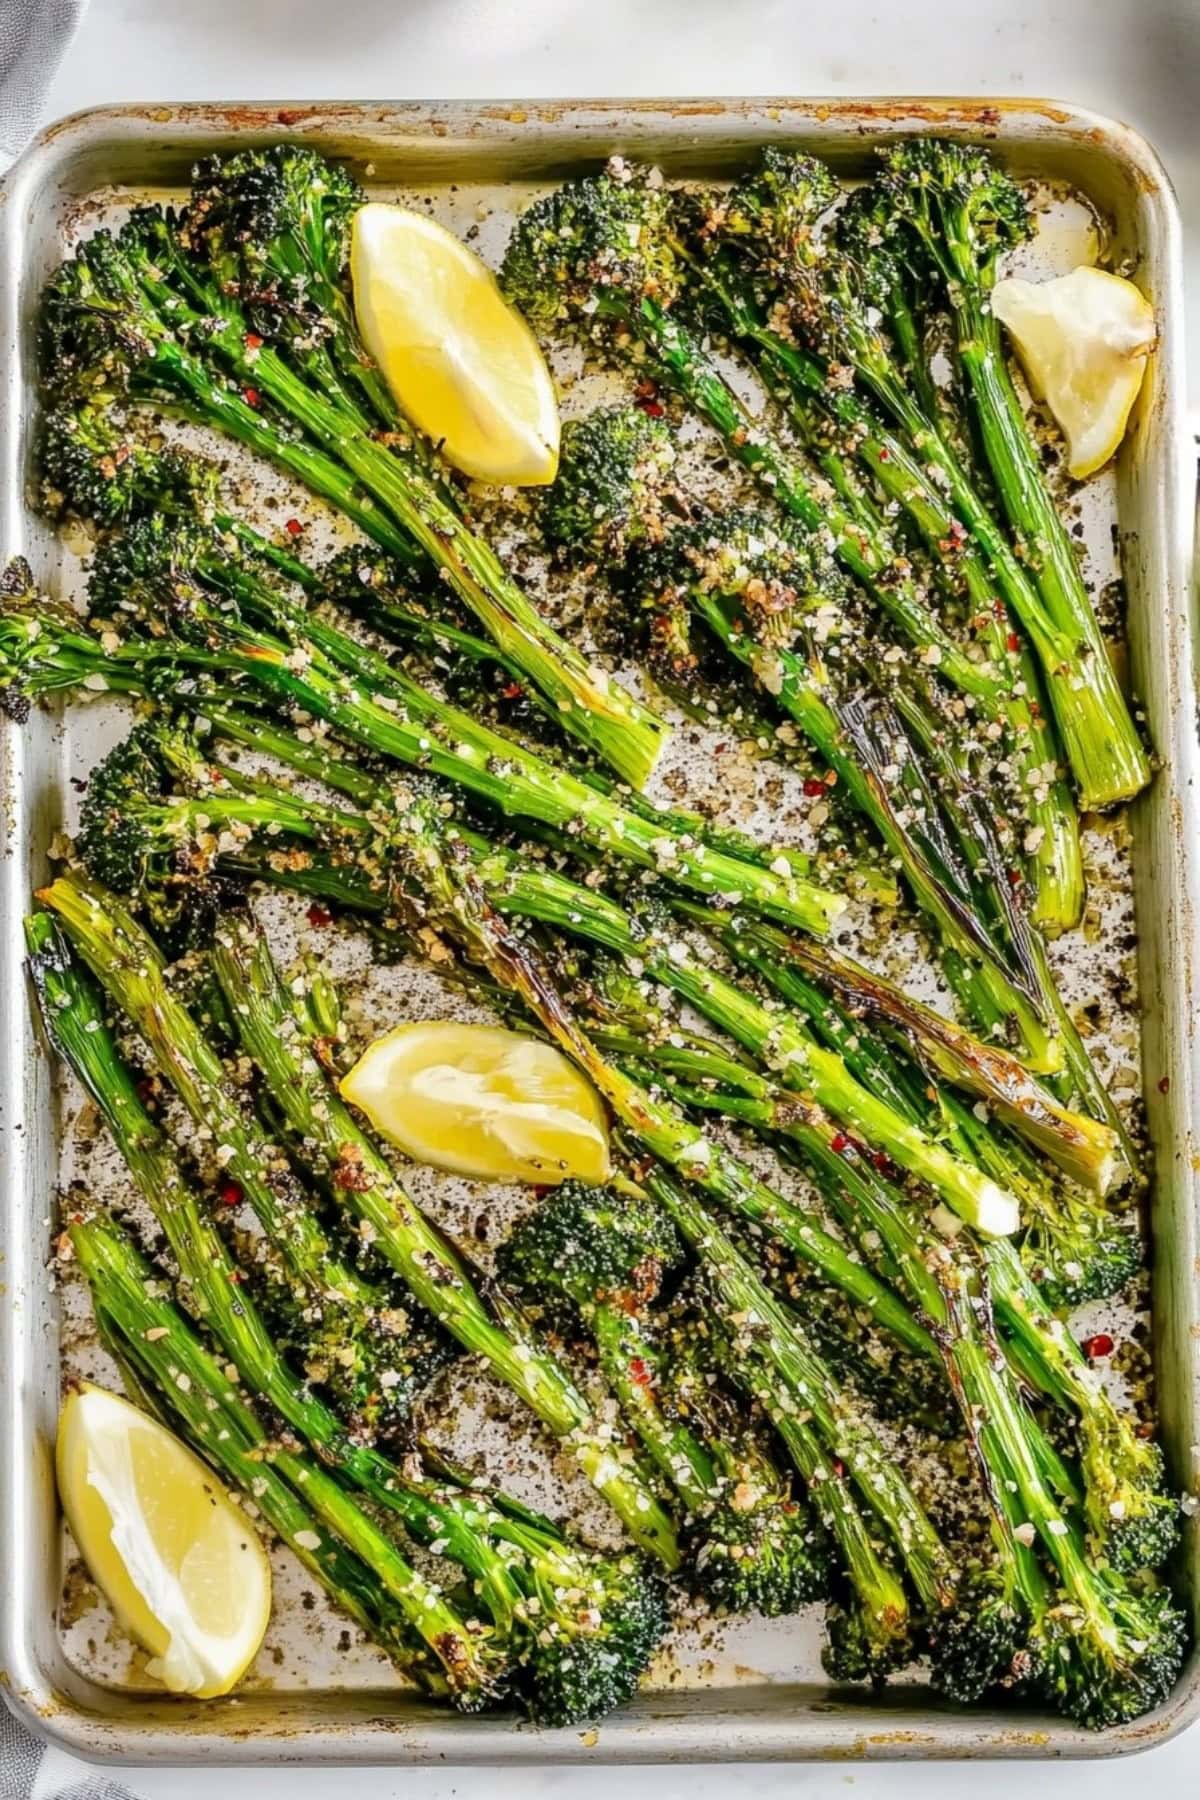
[0,0,87,169]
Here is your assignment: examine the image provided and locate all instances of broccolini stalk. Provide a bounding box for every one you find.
[30,911,670,1722]
[376,801,955,1592]
[686,904,1117,1195]
[616,499,1060,1070]
[68,1207,506,1710]
[36,875,422,1433]
[201,909,680,1569]
[654,927,1170,1572]
[3,532,837,940]
[691,152,1082,930]
[180,703,1108,1191]
[500,166,1011,730]
[642,1163,950,1679]
[57,209,669,790]
[873,141,1150,811]
[500,1183,831,1616]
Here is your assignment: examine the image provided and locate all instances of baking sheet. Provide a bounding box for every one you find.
[0,98,1197,1763]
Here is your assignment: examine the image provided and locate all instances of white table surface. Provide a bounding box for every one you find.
[26,0,1200,1791]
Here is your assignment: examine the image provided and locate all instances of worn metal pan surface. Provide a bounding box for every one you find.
[0,98,1196,1764]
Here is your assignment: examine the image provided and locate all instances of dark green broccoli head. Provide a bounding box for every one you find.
[320,543,418,608]
[500,161,682,334]
[1080,1430,1181,1574]
[927,1566,1030,1704]
[875,138,1031,287]
[545,405,677,567]
[73,719,252,939]
[643,599,703,707]
[690,1487,829,1617]
[637,508,844,653]
[1103,1481,1182,1576]
[830,184,909,315]
[88,511,211,627]
[822,1589,915,1686]
[1033,1580,1186,1730]
[719,148,839,271]
[184,145,362,318]
[40,405,217,529]
[1021,1206,1141,1309]
[517,1547,666,1726]
[74,726,184,913]
[38,223,174,404]
[500,1183,684,1321]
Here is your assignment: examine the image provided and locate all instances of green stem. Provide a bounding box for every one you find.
[588,1307,719,1516]
[207,911,680,1568]
[138,246,669,790]
[26,911,534,1634]
[642,1164,951,1614]
[939,282,1150,810]
[69,1210,502,1707]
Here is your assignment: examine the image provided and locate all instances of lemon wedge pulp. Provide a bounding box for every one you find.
[991,265,1156,479]
[57,1383,271,1697]
[351,203,560,486]
[340,1020,611,1186]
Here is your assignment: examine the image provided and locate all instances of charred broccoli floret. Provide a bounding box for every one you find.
[501,1183,828,1616]
[545,405,677,565]
[40,404,217,528]
[501,160,683,331]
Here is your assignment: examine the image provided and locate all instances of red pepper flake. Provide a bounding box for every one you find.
[500,681,524,700]
[872,1150,892,1173]
[1158,1075,1171,1094]
[229,1268,245,1285]
[306,902,333,928]
[219,1181,242,1208]
[634,377,665,419]
[1082,1333,1114,1360]
[242,386,261,408]
[1006,632,1020,652]
[803,777,826,797]
[628,1357,653,1388]
[244,332,263,350]
[877,447,890,462]
[831,1459,846,1478]
[284,517,304,538]
[1007,868,1023,887]
[830,1132,850,1154]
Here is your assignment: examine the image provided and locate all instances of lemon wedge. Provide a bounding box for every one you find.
[991,265,1156,479]
[351,203,560,486]
[340,1020,611,1185]
[57,1383,271,1698]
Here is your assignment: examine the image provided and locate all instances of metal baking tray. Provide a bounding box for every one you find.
[0,97,1197,1765]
